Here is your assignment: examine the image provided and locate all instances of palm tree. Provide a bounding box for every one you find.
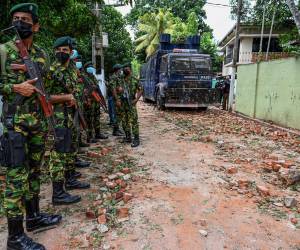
[135,9,176,58]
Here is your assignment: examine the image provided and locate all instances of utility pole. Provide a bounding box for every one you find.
[228,0,243,112]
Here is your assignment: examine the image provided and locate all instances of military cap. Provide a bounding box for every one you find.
[84,61,93,69]
[10,3,38,17]
[113,64,123,70]
[53,36,73,49]
[122,62,132,68]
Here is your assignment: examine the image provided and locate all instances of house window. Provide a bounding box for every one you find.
[252,38,282,52]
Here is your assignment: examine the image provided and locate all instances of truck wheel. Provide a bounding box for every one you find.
[156,90,165,110]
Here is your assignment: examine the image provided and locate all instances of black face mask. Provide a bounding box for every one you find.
[55,52,70,64]
[123,69,130,76]
[12,20,33,39]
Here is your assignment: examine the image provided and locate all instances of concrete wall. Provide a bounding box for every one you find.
[236,57,300,130]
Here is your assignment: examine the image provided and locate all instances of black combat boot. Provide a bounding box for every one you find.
[87,131,98,143]
[7,216,45,250]
[75,158,91,168]
[120,132,132,143]
[131,136,140,148]
[71,169,82,178]
[79,133,90,148]
[52,181,81,205]
[94,128,108,140]
[112,126,124,136]
[65,170,91,190]
[25,196,62,232]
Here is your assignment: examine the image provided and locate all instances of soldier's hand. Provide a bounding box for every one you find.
[66,98,76,107]
[13,78,38,97]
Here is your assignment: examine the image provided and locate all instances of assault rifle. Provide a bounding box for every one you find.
[82,73,108,113]
[1,26,57,138]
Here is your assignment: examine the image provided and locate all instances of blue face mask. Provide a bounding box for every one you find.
[86,67,96,75]
[70,50,78,60]
[76,61,82,69]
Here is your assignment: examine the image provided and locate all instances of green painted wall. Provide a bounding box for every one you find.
[236,57,300,130]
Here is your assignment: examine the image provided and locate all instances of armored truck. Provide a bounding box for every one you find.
[140,34,221,109]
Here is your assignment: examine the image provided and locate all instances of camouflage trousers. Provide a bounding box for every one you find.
[2,113,46,218]
[48,111,77,181]
[117,104,139,137]
[84,101,101,137]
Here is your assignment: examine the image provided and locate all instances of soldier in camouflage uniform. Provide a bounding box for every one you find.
[45,36,88,205]
[108,64,123,136]
[53,42,91,190]
[0,4,61,250]
[114,63,143,147]
[82,61,108,142]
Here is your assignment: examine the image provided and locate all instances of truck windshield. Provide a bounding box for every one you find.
[170,56,211,72]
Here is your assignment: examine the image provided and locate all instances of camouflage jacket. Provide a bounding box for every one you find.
[120,75,142,101]
[108,72,121,96]
[45,60,80,127]
[0,40,49,117]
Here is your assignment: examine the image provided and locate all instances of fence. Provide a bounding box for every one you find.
[235,57,300,130]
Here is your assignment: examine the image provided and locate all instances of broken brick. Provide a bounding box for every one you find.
[86,210,96,219]
[256,185,270,197]
[121,168,131,174]
[117,207,129,219]
[87,151,101,158]
[97,208,106,216]
[97,214,107,224]
[238,179,250,189]
[106,182,117,189]
[226,166,238,174]
[291,218,298,225]
[123,193,133,203]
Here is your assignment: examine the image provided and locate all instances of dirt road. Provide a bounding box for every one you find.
[1,102,300,249]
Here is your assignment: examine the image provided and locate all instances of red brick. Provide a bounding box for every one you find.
[226,166,238,174]
[117,208,129,219]
[256,185,270,197]
[123,193,133,203]
[97,214,107,224]
[121,168,131,174]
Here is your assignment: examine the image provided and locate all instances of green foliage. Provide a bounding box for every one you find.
[200,32,222,72]
[135,9,176,58]
[126,0,210,33]
[0,0,132,74]
[171,12,199,43]
[102,6,133,76]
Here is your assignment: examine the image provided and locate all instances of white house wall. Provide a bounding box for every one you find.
[239,37,253,64]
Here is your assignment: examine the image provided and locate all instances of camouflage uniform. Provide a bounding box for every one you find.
[116,75,142,137]
[82,72,101,138]
[0,41,48,218]
[64,63,82,173]
[45,61,77,182]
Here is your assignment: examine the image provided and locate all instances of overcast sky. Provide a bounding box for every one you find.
[115,0,236,42]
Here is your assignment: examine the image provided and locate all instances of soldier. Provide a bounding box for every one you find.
[83,61,108,142]
[59,45,91,190]
[0,3,61,249]
[46,36,85,205]
[115,63,143,147]
[108,64,123,136]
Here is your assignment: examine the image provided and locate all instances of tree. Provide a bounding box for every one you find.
[286,0,300,35]
[201,32,222,72]
[127,0,210,33]
[102,6,133,76]
[171,12,199,43]
[135,9,176,58]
